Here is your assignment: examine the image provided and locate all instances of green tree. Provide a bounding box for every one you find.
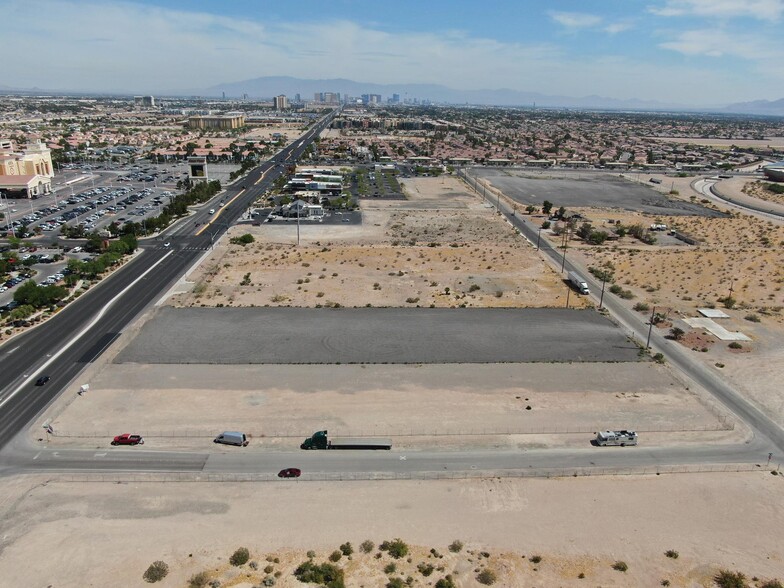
[542,200,553,215]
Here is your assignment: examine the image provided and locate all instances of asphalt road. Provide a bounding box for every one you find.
[0,436,770,478]
[116,307,641,364]
[0,111,338,452]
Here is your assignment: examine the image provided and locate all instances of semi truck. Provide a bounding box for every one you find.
[568,271,590,295]
[301,430,392,450]
[595,430,638,446]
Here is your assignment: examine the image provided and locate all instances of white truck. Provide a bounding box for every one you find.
[595,430,638,446]
[568,271,590,295]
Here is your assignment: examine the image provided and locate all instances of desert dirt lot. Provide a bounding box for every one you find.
[742,179,784,207]
[170,177,585,310]
[1,473,782,587]
[47,361,735,449]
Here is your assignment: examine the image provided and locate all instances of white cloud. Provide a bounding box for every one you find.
[660,29,783,60]
[1,0,779,104]
[604,21,635,34]
[548,11,603,29]
[649,0,784,21]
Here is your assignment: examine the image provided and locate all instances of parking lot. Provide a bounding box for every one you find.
[474,168,726,217]
[116,307,642,364]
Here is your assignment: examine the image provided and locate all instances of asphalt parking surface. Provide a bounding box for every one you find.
[116,307,641,364]
[474,169,725,217]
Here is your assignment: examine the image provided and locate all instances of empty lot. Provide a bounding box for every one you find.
[474,169,724,216]
[116,307,640,364]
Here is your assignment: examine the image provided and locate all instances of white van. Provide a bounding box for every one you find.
[214,431,247,446]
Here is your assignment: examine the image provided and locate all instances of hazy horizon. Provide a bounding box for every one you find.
[4,0,784,105]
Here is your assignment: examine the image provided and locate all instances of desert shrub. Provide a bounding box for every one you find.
[230,233,255,245]
[665,549,679,559]
[612,561,628,572]
[529,555,542,564]
[477,569,497,585]
[661,581,670,586]
[469,284,480,292]
[306,550,316,559]
[653,352,666,364]
[541,220,551,229]
[714,570,748,588]
[189,571,210,588]
[448,540,464,553]
[405,297,420,304]
[670,327,685,340]
[360,540,375,553]
[633,302,650,312]
[759,580,783,588]
[384,563,397,574]
[340,542,353,556]
[435,576,456,588]
[578,572,585,579]
[230,547,250,566]
[294,561,345,588]
[329,550,342,562]
[386,579,405,588]
[143,561,169,583]
[262,576,276,586]
[718,296,736,309]
[728,342,743,349]
[745,314,761,323]
[264,565,274,574]
[380,539,409,559]
[418,563,435,576]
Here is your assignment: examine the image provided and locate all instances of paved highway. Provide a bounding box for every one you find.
[0,111,338,452]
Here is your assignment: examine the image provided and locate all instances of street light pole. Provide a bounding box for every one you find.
[599,271,608,310]
[646,305,657,349]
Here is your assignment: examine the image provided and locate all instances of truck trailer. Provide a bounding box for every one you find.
[301,430,392,450]
[568,271,590,295]
[595,430,638,446]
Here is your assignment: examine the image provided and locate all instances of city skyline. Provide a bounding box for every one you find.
[4,0,784,105]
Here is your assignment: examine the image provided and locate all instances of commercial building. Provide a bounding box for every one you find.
[274,95,289,110]
[188,113,246,130]
[763,161,784,182]
[0,140,54,198]
[134,95,155,108]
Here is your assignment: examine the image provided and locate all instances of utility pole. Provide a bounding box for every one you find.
[565,287,571,308]
[560,228,569,273]
[646,305,656,349]
[536,227,542,251]
[599,270,608,310]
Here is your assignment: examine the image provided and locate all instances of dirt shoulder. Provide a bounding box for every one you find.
[0,473,782,587]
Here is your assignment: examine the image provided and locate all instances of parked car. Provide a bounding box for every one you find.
[111,433,144,446]
[35,375,50,386]
[277,468,302,478]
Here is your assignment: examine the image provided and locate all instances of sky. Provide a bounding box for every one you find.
[3,0,784,105]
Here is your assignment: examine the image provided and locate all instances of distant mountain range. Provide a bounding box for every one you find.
[204,76,690,111]
[723,98,784,116]
[1,75,782,115]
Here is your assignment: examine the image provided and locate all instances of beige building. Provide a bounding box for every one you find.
[0,140,54,198]
[188,114,246,130]
[273,95,289,110]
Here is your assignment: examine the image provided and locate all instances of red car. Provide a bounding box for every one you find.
[277,468,301,478]
[111,433,144,446]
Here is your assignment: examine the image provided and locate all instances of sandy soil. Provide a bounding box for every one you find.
[171,177,580,310]
[742,180,784,206]
[1,473,782,587]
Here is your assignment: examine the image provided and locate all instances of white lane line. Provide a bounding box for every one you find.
[94,452,107,457]
[32,452,41,460]
[0,251,174,412]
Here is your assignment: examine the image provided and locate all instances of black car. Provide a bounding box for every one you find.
[277,468,302,478]
[35,375,50,386]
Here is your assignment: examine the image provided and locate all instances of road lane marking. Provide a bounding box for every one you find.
[400,456,406,460]
[0,251,175,412]
[194,187,247,237]
[94,452,107,457]
[32,452,40,460]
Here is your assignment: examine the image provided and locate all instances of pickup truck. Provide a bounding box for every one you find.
[111,433,144,446]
